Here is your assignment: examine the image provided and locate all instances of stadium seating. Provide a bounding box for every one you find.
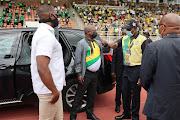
[0,2,74,29]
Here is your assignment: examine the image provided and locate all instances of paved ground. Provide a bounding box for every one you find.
[0,88,147,120]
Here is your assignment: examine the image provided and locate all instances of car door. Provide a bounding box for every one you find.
[0,32,21,101]
[15,32,33,97]
[97,53,114,95]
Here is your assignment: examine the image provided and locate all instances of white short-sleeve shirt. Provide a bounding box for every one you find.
[31,23,66,94]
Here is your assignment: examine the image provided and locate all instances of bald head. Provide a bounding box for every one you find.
[160,13,180,27]
[84,25,96,34]
[84,25,97,40]
[37,4,55,19]
[159,13,180,37]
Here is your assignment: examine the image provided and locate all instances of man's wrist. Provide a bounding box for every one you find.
[51,88,59,95]
[77,72,82,76]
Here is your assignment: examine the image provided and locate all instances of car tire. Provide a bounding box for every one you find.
[63,78,87,112]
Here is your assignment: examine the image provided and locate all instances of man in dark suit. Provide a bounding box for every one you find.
[111,29,126,113]
[140,13,180,120]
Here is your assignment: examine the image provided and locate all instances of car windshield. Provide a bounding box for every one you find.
[0,33,19,59]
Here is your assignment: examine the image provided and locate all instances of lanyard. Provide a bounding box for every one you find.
[128,37,135,48]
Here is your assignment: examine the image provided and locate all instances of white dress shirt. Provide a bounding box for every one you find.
[31,23,66,94]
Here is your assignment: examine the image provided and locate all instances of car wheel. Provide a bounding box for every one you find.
[63,78,87,112]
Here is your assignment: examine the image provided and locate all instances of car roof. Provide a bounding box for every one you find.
[0,28,84,33]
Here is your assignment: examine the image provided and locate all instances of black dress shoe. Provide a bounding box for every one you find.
[87,114,100,120]
[115,114,131,120]
[70,115,77,120]
[115,106,120,113]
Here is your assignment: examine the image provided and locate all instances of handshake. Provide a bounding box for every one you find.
[101,40,118,49]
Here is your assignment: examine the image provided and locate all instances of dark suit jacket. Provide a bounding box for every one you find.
[140,33,180,120]
[111,38,124,78]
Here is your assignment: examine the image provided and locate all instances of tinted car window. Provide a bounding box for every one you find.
[16,41,31,65]
[63,32,83,47]
[0,33,19,59]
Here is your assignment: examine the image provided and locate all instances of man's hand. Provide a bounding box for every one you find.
[111,72,116,79]
[137,79,141,86]
[77,75,84,84]
[109,42,118,49]
[111,72,116,83]
[101,40,108,46]
[49,91,60,104]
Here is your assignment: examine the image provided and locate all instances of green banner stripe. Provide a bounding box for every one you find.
[86,55,100,67]
[86,47,91,57]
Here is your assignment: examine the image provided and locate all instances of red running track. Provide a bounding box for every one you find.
[0,87,147,120]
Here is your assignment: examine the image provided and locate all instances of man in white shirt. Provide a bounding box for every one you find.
[57,6,60,11]
[89,12,92,16]
[126,9,129,14]
[95,6,99,11]
[121,10,125,15]
[106,23,110,28]
[31,5,66,120]
[61,6,64,10]
[116,11,120,17]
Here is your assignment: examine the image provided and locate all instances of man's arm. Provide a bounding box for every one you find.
[111,38,122,73]
[111,48,117,81]
[108,37,123,49]
[101,40,110,53]
[140,44,156,91]
[35,36,60,104]
[141,39,153,54]
[74,42,84,84]
[111,49,117,73]
[37,56,59,104]
[74,42,82,76]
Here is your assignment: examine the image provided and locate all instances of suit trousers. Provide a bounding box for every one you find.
[115,74,122,106]
[121,66,141,120]
[71,70,99,116]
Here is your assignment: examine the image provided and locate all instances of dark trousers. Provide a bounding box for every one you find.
[20,20,23,26]
[147,117,157,120]
[122,66,141,120]
[71,70,99,116]
[115,75,122,106]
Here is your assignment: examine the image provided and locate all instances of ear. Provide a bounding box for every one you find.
[49,13,53,20]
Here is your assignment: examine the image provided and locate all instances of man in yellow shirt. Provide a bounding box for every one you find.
[146,17,150,24]
[98,10,102,16]
[114,19,147,120]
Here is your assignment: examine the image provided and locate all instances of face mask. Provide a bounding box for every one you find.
[92,31,97,38]
[39,17,59,28]
[126,30,133,37]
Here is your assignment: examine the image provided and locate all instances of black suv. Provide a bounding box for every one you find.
[0,28,114,111]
